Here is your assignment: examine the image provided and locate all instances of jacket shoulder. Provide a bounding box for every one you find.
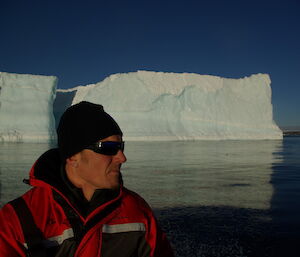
[0,196,29,255]
[121,188,154,218]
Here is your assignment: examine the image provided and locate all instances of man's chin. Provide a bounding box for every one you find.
[108,172,123,189]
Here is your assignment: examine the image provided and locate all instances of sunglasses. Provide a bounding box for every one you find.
[86,141,125,156]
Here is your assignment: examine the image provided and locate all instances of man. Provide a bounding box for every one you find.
[0,101,174,257]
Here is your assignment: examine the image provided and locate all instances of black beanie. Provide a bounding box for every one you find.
[57,101,123,160]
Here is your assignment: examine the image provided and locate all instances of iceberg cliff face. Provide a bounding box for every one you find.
[58,71,282,140]
[0,72,57,142]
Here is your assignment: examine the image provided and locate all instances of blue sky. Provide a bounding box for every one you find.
[1,0,299,128]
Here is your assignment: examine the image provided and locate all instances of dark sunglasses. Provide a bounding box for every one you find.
[86,141,125,156]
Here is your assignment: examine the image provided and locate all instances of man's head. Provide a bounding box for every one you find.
[57,101,123,160]
[57,101,126,198]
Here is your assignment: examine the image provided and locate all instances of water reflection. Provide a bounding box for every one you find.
[0,140,284,209]
[0,143,52,206]
[123,140,283,210]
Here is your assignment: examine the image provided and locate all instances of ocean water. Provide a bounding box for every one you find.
[0,137,299,257]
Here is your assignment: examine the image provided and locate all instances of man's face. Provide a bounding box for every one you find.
[75,135,126,190]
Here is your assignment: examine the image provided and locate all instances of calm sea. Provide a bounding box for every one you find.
[1,137,300,257]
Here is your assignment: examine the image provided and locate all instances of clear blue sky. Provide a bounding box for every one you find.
[1,0,299,128]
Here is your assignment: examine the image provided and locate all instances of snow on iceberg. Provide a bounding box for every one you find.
[0,72,57,142]
[57,71,282,140]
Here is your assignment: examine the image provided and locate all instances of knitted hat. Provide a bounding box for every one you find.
[57,101,122,160]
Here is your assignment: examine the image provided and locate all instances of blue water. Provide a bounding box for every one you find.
[0,137,300,256]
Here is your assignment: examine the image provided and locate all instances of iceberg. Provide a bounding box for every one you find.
[0,72,57,142]
[57,71,282,140]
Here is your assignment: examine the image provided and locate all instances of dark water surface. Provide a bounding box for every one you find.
[0,137,299,256]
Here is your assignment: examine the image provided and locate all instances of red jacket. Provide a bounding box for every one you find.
[0,149,174,257]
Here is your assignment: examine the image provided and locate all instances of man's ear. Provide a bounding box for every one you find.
[66,154,79,168]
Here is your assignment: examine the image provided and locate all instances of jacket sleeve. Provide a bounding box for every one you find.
[0,204,26,257]
[139,207,174,257]
[149,217,174,257]
[125,189,174,257]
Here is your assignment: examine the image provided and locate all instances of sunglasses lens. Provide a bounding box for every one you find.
[91,142,124,155]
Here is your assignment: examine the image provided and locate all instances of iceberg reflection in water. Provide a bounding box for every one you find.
[123,140,282,210]
[1,139,300,257]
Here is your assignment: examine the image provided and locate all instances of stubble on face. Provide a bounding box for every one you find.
[77,135,126,190]
[66,135,126,201]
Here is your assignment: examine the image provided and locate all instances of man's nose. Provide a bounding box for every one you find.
[114,150,127,163]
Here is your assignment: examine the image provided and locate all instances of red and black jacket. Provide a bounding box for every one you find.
[0,149,174,257]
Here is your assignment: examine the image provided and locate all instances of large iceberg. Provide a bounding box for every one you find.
[0,72,57,142]
[57,71,282,140]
